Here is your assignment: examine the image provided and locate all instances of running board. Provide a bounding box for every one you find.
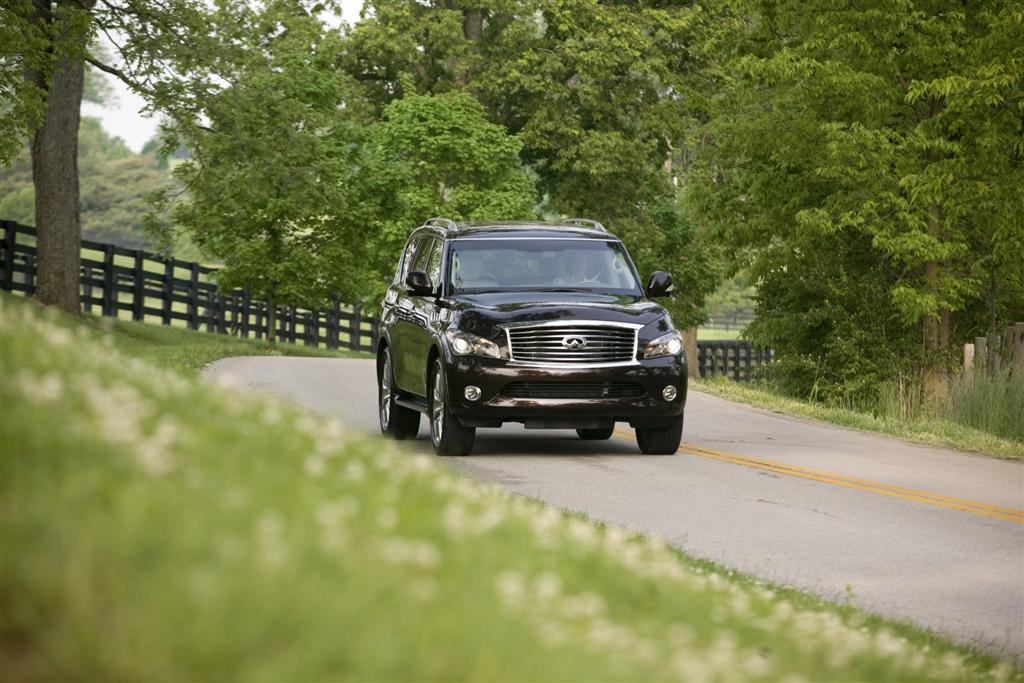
[395,395,429,414]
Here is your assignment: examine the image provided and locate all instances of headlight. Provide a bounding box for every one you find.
[643,331,683,359]
[445,330,501,359]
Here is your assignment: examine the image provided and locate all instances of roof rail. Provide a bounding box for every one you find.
[424,217,459,231]
[563,217,607,233]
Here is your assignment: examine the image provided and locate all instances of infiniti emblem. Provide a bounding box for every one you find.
[561,335,588,350]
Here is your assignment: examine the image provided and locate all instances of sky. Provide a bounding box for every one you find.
[82,0,365,153]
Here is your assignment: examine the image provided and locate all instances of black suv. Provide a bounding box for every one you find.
[377,218,686,456]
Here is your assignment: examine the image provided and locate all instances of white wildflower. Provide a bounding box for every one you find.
[304,454,327,477]
[16,369,63,403]
[136,416,178,475]
[409,577,438,602]
[256,512,288,570]
[343,460,365,482]
[376,507,398,530]
[260,400,282,425]
[533,571,563,600]
[376,537,442,570]
[495,570,525,606]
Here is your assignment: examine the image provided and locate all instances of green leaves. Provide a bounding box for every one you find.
[686,0,1024,401]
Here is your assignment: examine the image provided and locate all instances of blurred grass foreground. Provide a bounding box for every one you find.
[1,296,1020,682]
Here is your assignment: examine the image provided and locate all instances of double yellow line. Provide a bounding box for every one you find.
[613,430,1024,525]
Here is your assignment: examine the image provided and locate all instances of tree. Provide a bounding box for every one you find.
[342,0,721,325]
[344,91,538,301]
[686,0,1024,403]
[2,0,248,314]
[163,4,357,344]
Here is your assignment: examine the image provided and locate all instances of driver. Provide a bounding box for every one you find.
[557,250,598,286]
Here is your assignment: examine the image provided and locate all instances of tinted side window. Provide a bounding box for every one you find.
[411,237,435,275]
[397,236,421,283]
[425,239,443,289]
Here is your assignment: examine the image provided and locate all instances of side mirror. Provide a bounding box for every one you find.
[646,271,674,298]
[405,270,433,296]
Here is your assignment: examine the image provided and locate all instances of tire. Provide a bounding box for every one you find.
[429,360,476,456]
[635,415,683,455]
[378,347,420,439]
[576,426,614,440]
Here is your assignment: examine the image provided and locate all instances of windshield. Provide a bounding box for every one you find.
[447,239,643,296]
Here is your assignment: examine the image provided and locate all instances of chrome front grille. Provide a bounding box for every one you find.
[505,322,639,365]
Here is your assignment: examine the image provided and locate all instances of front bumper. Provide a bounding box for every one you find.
[444,354,687,429]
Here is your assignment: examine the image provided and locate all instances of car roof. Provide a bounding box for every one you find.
[414,219,619,241]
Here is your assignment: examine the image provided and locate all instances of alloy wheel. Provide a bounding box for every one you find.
[380,351,392,429]
[431,365,444,445]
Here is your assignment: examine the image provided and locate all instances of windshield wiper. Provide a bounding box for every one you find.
[522,287,593,293]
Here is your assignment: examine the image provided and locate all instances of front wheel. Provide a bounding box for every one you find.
[379,348,419,439]
[429,360,476,456]
[635,415,683,455]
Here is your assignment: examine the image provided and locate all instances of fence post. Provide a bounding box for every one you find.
[162,261,174,325]
[1013,323,1024,374]
[187,262,199,329]
[351,304,363,351]
[216,293,227,334]
[241,288,251,338]
[102,244,115,317]
[308,310,318,346]
[205,287,216,333]
[988,332,1001,373]
[254,299,264,339]
[327,295,340,349]
[963,342,975,371]
[82,266,93,313]
[974,336,987,372]
[132,251,144,321]
[1,220,15,291]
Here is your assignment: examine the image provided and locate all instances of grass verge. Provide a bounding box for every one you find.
[68,302,370,373]
[695,376,1024,460]
[2,296,1021,681]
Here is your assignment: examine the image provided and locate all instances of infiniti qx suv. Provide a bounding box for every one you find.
[377,218,686,456]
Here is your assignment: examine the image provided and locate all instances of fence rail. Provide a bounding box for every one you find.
[0,220,378,353]
[696,339,774,381]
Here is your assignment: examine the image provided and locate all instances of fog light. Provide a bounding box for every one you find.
[662,385,678,401]
[464,385,482,401]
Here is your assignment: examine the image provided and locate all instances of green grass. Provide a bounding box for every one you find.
[2,296,1021,681]
[696,376,1024,460]
[697,327,744,340]
[90,311,371,372]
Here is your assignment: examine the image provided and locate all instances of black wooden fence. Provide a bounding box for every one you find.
[696,339,774,381]
[0,220,378,352]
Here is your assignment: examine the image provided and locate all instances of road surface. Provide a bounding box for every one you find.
[206,356,1024,657]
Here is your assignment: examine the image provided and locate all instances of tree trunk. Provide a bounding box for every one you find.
[922,260,950,404]
[28,0,93,315]
[683,326,700,381]
[453,8,484,87]
[267,299,277,348]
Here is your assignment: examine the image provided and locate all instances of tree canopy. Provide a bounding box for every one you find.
[684,0,1024,402]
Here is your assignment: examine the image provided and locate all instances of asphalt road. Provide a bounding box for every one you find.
[206,356,1024,657]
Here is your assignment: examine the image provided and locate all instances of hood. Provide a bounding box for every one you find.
[448,291,667,331]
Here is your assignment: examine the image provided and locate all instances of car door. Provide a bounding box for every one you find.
[402,236,444,396]
[386,235,423,393]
